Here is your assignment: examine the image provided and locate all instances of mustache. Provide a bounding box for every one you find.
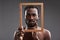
[28,20,35,22]
[25,19,37,23]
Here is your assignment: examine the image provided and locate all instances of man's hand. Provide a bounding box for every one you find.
[14,27,25,40]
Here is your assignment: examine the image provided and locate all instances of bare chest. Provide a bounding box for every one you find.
[23,32,44,40]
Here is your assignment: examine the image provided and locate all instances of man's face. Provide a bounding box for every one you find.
[25,8,39,27]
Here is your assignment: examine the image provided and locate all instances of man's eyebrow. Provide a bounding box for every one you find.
[27,13,36,14]
[26,13,30,15]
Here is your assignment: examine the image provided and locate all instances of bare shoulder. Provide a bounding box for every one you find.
[43,29,51,37]
[37,27,51,38]
[43,29,51,40]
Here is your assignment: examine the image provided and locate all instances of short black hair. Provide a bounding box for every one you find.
[24,5,39,14]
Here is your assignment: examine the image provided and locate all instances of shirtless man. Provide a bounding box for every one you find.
[14,6,51,40]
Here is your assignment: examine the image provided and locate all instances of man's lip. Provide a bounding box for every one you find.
[29,21,35,22]
[29,20,35,22]
[29,21,35,23]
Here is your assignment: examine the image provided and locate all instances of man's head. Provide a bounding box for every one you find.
[24,6,39,27]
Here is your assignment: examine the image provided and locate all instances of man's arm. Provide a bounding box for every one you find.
[44,29,51,40]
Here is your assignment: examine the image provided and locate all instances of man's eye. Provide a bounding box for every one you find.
[26,13,36,16]
[27,13,30,16]
[32,14,36,16]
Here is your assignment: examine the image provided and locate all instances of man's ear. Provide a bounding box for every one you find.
[38,15,40,20]
[25,15,27,19]
[25,15,26,19]
[36,16,39,20]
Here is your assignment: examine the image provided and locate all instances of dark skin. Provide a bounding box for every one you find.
[14,8,51,40]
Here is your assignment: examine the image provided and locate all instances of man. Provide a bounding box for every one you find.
[14,6,51,40]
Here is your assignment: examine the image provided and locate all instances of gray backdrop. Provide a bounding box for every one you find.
[0,0,60,40]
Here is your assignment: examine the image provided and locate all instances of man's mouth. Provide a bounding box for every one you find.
[29,21,36,24]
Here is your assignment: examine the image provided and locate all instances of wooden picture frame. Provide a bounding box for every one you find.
[19,3,44,32]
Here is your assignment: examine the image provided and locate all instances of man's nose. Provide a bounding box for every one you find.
[30,16,33,19]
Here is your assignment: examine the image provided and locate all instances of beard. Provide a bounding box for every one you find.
[25,19,37,27]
